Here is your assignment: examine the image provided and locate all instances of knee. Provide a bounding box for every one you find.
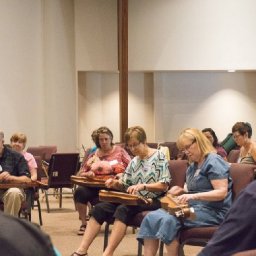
[4,188,24,201]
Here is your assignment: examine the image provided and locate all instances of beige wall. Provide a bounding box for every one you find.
[1,0,256,153]
[128,0,256,70]
[0,0,76,152]
[0,0,45,145]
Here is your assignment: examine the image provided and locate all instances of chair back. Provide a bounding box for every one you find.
[47,153,80,188]
[27,146,46,160]
[39,145,57,162]
[229,163,256,200]
[160,142,180,160]
[168,160,188,188]
[227,149,240,163]
[33,155,45,181]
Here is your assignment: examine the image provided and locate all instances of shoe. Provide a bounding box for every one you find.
[70,252,87,256]
[77,224,86,236]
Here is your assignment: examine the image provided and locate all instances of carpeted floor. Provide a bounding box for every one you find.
[30,191,203,256]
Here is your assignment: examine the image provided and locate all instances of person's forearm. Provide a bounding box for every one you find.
[9,175,31,183]
[144,182,168,192]
[192,189,227,201]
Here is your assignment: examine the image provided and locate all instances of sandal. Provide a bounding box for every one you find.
[70,252,87,256]
[77,224,86,235]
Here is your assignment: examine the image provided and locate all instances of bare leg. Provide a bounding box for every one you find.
[165,238,179,256]
[76,202,88,226]
[75,217,101,255]
[144,239,159,256]
[102,220,127,256]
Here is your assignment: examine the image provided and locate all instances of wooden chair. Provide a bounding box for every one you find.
[170,163,256,256]
[41,153,80,212]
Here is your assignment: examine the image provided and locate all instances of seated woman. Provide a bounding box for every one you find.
[71,126,170,256]
[137,128,232,256]
[10,132,37,181]
[232,122,256,164]
[74,126,131,235]
[202,128,227,160]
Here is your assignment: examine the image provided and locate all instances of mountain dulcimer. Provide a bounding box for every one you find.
[160,194,195,219]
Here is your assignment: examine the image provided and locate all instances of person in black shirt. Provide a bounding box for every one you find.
[198,180,256,256]
[0,131,30,216]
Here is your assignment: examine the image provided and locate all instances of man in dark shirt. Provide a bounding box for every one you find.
[198,180,256,256]
[0,131,30,216]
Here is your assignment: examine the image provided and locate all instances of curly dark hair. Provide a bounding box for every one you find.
[202,128,219,147]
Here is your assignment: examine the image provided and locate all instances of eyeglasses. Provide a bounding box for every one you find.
[182,139,196,153]
[127,142,141,150]
[233,134,243,140]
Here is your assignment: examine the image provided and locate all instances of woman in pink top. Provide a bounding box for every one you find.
[74,126,131,235]
[10,132,37,181]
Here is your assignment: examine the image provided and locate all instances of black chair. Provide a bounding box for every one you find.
[41,153,80,213]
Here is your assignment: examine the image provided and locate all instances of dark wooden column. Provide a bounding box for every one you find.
[118,0,128,142]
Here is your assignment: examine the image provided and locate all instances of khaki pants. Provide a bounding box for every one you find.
[0,188,25,217]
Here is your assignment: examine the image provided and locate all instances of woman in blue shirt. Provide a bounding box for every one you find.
[137,128,232,256]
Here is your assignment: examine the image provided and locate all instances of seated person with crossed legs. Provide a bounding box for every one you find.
[71,126,170,256]
[0,130,31,217]
[137,128,232,256]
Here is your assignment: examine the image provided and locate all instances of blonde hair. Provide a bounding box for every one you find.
[10,132,27,145]
[177,128,215,157]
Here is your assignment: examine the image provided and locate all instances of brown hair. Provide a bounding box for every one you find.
[95,126,114,148]
[124,126,147,145]
[232,122,252,138]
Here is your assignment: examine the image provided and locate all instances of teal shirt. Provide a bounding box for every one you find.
[121,150,170,199]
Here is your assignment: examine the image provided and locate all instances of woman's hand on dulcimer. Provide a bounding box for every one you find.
[105,177,122,190]
[127,184,145,195]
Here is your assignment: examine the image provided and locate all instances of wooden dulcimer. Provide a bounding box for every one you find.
[160,194,195,219]
[99,189,152,206]
[71,175,112,188]
[0,180,46,189]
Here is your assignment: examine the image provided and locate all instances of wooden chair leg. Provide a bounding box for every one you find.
[36,199,43,225]
[45,190,50,213]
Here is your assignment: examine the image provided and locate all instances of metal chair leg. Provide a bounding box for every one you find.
[45,190,50,213]
[137,241,142,256]
[36,199,43,225]
[103,222,110,251]
[59,188,62,208]
[159,241,164,256]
